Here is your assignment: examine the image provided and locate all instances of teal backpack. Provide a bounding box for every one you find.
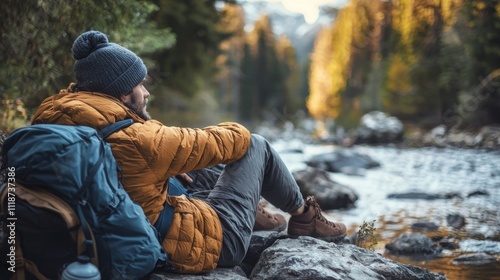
[1,120,168,279]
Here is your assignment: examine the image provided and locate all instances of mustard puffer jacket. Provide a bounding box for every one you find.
[31,87,251,273]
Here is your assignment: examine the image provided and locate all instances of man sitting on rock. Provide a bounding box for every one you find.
[31,30,347,273]
[175,164,287,232]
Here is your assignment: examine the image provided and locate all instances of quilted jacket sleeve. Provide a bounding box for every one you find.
[134,120,251,180]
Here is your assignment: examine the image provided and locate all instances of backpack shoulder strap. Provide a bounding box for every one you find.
[154,177,190,242]
[71,119,134,260]
[99,119,134,140]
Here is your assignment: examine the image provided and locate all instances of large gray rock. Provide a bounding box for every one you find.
[293,167,359,210]
[250,236,445,280]
[385,233,443,258]
[305,149,380,175]
[240,231,290,276]
[411,221,439,232]
[387,191,461,200]
[150,235,445,280]
[452,253,497,266]
[446,213,466,229]
[355,111,404,144]
[420,125,500,149]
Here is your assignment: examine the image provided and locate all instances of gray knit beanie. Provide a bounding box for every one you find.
[72,30,147,98]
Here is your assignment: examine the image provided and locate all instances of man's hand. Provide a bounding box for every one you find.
[177,173,193,184]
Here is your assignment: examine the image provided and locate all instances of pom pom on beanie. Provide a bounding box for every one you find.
[72,30,147,98]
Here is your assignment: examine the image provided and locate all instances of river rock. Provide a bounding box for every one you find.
[250,236,444,280]
[240,231,289,276]
[387,191,443,200]
[417,124,500,149]
[451,253,497,266]
[478,125,500,149]
[355,111,404,144]
[149,235,445,280]
[430,125,447,138]
[467,190,489,198]
[387,191,461,200]
[411,221,439,231]
[292,167,359,210]
[305,148,380,174]
[385,233,443,258]
[438,238,460,250]
[446,214,466,229]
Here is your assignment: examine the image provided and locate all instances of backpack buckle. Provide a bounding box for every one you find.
[101,193,121,217]
[79,199,88,206]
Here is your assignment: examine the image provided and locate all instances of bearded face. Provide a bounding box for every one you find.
[121,81,151,121]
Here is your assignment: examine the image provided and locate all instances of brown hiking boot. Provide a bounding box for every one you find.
[287,196,346,242]
[253,203,287,232]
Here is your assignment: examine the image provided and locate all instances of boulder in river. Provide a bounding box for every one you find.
[387,191,461,200]
[418,124,500,149]
[452,253,497,266]
[305,148,380,175]
[446,213,466,229]
[293,167,359,210]
[385,233,443,259]
[438,238,460,250]
[411,221,439,232]
[355,111,404,144]
[467,190,489,198]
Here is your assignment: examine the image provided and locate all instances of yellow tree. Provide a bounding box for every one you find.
[308,26,338,121]
[340,0,383,126]
[384,0,417,114]
[308,0,379,126]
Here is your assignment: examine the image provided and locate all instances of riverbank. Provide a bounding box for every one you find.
[272,141,500,280]
[402,124,500,150]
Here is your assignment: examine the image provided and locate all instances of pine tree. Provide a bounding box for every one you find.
[460,0,500,124]
[275,35,301,119]
[0,0,172,115]
[215,3,246,121]
[242,15,281,122]
[150,0,234,98]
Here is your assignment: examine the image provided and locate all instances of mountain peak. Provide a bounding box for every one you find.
[239,0,339,61]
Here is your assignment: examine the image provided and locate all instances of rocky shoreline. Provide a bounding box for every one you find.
[402,124,500,150]
[342,112,500,150]
[150,232,446,280]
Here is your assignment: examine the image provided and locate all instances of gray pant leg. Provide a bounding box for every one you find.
[202,134,304,266]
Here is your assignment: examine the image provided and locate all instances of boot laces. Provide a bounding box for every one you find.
[306,196,337,227]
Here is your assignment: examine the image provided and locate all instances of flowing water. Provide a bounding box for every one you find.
[272,141,500,280]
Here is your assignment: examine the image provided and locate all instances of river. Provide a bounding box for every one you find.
[271,141,500,280]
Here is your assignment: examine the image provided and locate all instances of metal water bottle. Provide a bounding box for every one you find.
[60,256,101,280]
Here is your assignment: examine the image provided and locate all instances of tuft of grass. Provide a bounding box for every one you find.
[356,220,380,251]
